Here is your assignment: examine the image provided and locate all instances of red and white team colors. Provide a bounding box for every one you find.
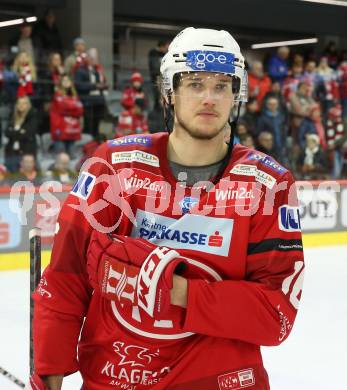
[33,133,304,390]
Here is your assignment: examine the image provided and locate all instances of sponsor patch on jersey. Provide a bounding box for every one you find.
[112,151,159,167]
[213,180,263,206]
[230,164,276,189]
[278,205,301,232]
[218,368,255,390]
[118,169,169,198]
[229,164,258,176]
[179,197,199,214]
[70,171,96,200]
[132,209,233,256]
[109,135,152,147]
[255,169,276,189]
[247,152,287,174]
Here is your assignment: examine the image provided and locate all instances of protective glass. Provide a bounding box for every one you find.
[174,72,235,101]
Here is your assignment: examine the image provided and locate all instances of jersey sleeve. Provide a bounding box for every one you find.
[183,172,304,346]
[33,144,122,375]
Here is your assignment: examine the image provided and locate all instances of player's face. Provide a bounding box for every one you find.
[172,72,234,140]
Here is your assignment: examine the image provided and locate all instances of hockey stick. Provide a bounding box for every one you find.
[0,366,25,388]
[29,228,41,376]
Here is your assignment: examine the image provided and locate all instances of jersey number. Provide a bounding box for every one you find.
[282,261,304,309]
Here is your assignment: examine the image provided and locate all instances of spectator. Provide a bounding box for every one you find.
[297,116,317,150]
[41,52,64,99]
[289,81,316,119]
[289,81,317,159]
[74,48,107,136]
[262,81,288,119]
[337,60,347,120]
[240,134,255,148]
[38,52,65,134]
[298,133,327,179]
[0,56,18,107]
[87,48,108,91]
[12,51,37,97]
[302,60,325,101]
[9,22,39,64]
[267,46,290,83]
[241,97,258,137]
[234,122,249,144]
[33,9,62,57]
[45,152,76,184]
[5,95,38,173]
[0,56,18,148]
[282,63,304,101]
[64,37,87,76]
[291,53,304,68]
[257,96,287,162]
[317,57,339,118]
[323,41,339,70]
[256,131,278,160]
[248,61,271,110]
[116,98,149,137]
[310,104,327,150]
[148,40,170,108]
[326,104,346,178]
[75,133,107,172]
[121,72,147,110]
[16,154,42,185]
[50,74,83,156]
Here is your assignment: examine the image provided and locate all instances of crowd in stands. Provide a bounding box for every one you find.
[237,45,347,180]
[0,11,346,187]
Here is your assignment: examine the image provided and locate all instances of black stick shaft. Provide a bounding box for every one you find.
[0,366,25,388]
[29,228,41,376]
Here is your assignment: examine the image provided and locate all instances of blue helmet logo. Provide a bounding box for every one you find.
[186,50,235,74]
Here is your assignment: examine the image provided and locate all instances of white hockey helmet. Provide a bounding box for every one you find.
[160,27,248,103]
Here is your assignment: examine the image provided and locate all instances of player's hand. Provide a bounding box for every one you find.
[87,230,187,319]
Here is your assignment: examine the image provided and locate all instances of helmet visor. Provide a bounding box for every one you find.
[174,72,235,101]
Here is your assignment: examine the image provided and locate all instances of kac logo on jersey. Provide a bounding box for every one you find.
[279,205,301,232]
[179,197,199,214]
[186,50,235,73]
[71,171,96,200]
[109,136,152,147]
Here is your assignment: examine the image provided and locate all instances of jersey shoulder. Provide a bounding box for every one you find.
[91,133,167,171]
[106,133,165,151]
[229,144,292,188]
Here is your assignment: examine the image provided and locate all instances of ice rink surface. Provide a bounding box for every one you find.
[1,245,346,389]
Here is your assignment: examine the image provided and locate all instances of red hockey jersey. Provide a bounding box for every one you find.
[33,133,304,390]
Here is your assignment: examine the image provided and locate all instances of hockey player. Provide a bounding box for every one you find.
[30,27,304,389]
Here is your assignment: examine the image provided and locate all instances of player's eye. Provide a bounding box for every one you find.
[215,83,229,91]
[187,82,203,89]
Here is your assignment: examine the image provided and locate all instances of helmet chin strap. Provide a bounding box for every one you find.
[228,100,242,148]
[163,95,174,133]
